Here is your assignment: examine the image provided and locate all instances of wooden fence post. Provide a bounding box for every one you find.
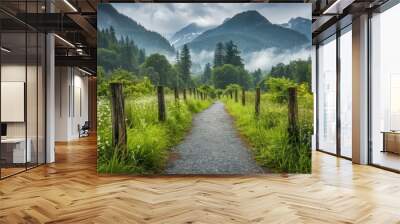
[288,87,299,142]
[234,89,238,102]
[110,83,127,150]
[157,86,166,122]
[183,88,187,100]
[174,87,179,102]
[242,88,246,106]
[255,87,260,117]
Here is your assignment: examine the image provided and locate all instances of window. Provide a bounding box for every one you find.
[370,3,400,171]
[317,35,337,154]
[339,27,352,158]
[0,2,46,179]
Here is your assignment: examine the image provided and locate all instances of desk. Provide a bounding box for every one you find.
[1,138,31,163]
[382,131,400,154]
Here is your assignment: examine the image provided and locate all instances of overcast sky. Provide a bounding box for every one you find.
[112,3,311,37]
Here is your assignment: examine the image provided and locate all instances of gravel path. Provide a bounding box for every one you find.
[165,102,264,175]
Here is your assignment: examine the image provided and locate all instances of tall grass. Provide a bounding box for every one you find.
[97,96,212,174]
[223,91,313,173]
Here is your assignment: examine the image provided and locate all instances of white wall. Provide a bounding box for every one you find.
[55,67,89,141]
[1,65,39,137]
[55,67,69,141]
[72,72,89,138]
[1,65,26,140]
[1,63,46,164]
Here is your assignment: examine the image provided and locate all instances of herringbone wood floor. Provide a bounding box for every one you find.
[1,136,400,224]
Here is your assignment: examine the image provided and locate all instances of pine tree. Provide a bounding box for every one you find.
[175,51,180,65]
[252,68,263,87]
[98,30,104,48]
[224,41,243,68]
[120,36,133,71]
[138,49,146,64]
[202,63,212,84]
[213,42,225,68]
[98,27,145,72]
[109,26,117,43]
[174,51,181,88]
[180,44,192,87]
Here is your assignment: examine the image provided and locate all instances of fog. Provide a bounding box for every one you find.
[244,48,311,72]
[183,48,311,74]
[113,3,310,37]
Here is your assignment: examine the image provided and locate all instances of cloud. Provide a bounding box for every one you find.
[189,50,215,74]
[181,48,311,74]
[244,48,311,72]
[112,3,311,36]
[107,3,312,73]
[192,50,214,65]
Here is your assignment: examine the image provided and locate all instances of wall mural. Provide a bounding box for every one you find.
[97,3,313,175]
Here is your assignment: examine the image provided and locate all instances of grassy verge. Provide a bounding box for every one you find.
[222,92,312,173]
[98,96,212,174]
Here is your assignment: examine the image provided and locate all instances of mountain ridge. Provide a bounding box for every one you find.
[97,4,175,55]
[187,10,309,53]
[97,6,311,71]
[280,17,312,40]
[170,23,215,49]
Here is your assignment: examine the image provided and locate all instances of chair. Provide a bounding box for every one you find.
[78,121,90,138]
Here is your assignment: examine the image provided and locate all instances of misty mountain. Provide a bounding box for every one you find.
[280,17,312,40]
[170,23,215,49]
[222,17,231,24]
[187,10,310,53]
[97,4,175,55]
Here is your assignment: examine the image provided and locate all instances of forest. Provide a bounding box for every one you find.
[97,26,312,174]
